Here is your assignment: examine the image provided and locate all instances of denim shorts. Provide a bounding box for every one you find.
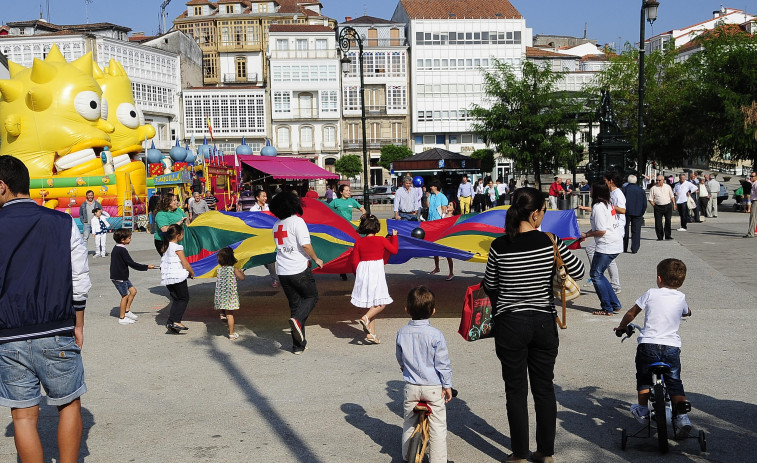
[635,342,685,397]
[0,335,86,408]
[112,279,134,297]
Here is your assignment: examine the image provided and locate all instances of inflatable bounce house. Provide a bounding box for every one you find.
[0,44,156,228]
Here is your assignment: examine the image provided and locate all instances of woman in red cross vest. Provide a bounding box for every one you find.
[269,191,323,354]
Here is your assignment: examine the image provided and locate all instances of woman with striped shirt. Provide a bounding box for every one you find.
[482,187,584,463]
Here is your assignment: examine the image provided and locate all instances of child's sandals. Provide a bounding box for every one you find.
[358,315,371,334]
[229,333,239,340]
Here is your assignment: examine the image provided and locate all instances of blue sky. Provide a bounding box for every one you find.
[0,1,749,48]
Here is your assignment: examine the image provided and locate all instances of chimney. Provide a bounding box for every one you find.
[345,16,352,22]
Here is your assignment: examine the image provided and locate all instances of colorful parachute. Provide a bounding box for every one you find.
[183,199,581,278]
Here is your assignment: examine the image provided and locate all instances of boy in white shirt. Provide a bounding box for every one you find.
[614,258,693,437]
[91,207,111,258]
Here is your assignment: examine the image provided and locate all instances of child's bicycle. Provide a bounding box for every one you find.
[406,388,458,463]
[615,324,706,454]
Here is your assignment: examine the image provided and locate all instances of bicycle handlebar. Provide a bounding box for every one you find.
[615,323,642,343]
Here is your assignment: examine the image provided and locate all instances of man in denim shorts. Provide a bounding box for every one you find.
[0,156,91,462]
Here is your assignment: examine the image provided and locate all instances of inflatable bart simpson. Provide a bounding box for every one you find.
[0,44,114,178]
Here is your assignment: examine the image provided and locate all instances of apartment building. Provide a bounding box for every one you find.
[174,0,336,154]
[392,0,532,181]
[268,24,341,172]
[337,15,410,186]
[0,20,194,150]
[648,7,756,53]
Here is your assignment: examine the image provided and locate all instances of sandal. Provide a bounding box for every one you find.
[592,310,613,316]
[359,315,371,334]
[229,333,239,340]
[429,268,440,274]
[365,333,381,344]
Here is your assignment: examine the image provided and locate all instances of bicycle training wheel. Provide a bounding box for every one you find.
[653,384,669,453]
[621,429,628,451]
[407,432,424,463]
[698,430,707,452]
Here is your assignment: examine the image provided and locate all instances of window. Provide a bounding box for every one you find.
[300,126,313,148]
[273,91,291,113]
[323,126,336,147]
[390,28,400,46]
[225,5,234,13]
[367,28,378,47]
[276,39,288,51]
[423,135,436,145]
[461,134,473,143]
[347,123,360,141]
[296,39,307,51]
[258,2,268,12]
[277,126,290,148]
[315,39,327,50]
[235,57,246,80]
[391,123,403,142]
[343,86,360,111]
[202,53,218,79]
[387,86,406,110]
[299,94,313,118]
[182,92,266,136]
[193,6,202,15]
[368,123,380,141]
[320,91,338,114]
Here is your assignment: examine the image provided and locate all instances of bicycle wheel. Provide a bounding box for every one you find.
[653,384,669,453]
[406,431,424,463]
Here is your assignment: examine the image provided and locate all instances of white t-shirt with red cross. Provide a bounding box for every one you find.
[273,215,312,275]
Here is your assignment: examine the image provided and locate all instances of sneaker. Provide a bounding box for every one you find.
[614,288,622,294]
[630,403,650,425]
[289,317,304,344]
[676,227,687,231]
[583,278,593,287]
[293,346,308,355]
[124,311,138,320]
[674,413,692,438]
[118,317,136,325]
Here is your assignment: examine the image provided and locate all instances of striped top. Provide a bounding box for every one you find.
[482,231,585,317]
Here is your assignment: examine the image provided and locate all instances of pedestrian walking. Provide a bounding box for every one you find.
[744,172,757,238]
[673,174,697,232]
[215,247,245,340]
[457,175,473,215]
[270,191,323,354]
[351,215,398,344]
[0,155,91,463]
[160,224,194,334]
[622,174,647,253]
[110,228,155,325]
[648,175,676,240]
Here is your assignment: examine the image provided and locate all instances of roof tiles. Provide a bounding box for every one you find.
[399,0,521,20]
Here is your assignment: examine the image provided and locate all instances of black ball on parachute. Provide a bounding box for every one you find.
[410,227,425,240]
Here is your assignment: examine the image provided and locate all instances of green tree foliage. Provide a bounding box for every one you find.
[686,26,757,164]
[593,25,757,167]
[470,149,495,175]
[378,144,413,170]
[471,60,581,189]
[334,154,362,178]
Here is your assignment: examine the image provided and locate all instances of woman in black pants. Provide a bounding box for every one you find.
[482,188,585,463]
[269,191,323,354]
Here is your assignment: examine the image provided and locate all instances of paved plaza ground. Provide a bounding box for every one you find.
[2,203,756,462]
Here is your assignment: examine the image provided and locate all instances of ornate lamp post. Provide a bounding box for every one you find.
[638,0,660,183]
[337,26,370,213]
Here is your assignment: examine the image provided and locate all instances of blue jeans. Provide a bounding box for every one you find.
[397,211,418,221]
[590,252,621,312]
[0,335,86,408]
[279,268,319,349]
[81,223,92,249]
[112,279,134,297]
[635,343,685,397]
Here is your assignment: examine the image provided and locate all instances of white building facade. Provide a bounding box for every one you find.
[268,25,341,173]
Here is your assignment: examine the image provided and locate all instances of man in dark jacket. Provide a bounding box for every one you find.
[623,174,648,253]
[78,189,102,254]
[0,156,91,462]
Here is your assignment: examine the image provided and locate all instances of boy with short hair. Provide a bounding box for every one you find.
[91,207,111,257]
[110,229,155,325]
[615,258,693,437]
[396,286,453,463]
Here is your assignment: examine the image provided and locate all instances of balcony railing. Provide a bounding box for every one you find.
[269,49,337,60]
[343,138,408,149]
[272,108,340,119]
[222,73,258,84]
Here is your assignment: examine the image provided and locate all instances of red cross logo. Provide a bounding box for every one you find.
[274,225,288,245]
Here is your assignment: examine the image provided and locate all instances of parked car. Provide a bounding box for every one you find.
[717,184,729,204]
[367,185,397,204]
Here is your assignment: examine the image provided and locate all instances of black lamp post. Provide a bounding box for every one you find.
[638,0,660,183]
[337,26,370,213]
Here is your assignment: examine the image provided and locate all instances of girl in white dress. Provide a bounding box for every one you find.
[350,215,399,344]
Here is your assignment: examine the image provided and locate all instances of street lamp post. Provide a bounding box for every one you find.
[638,0,660,184]
[337,26,370,213]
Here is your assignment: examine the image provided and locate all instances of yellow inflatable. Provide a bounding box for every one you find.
[0,44,154,216]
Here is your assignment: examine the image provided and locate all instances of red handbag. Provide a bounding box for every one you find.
[458,283,494,341]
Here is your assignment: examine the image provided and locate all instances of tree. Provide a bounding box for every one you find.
[470,149,495,175]
[592,43,700,168]
[471,60,581,190]
[334,154,362,178]
[378,144,412,170]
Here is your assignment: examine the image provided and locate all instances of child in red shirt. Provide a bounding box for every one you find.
[351,214,399,344]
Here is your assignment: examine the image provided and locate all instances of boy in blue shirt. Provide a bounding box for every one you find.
[615,258,693,437]
[396,286,453,463]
